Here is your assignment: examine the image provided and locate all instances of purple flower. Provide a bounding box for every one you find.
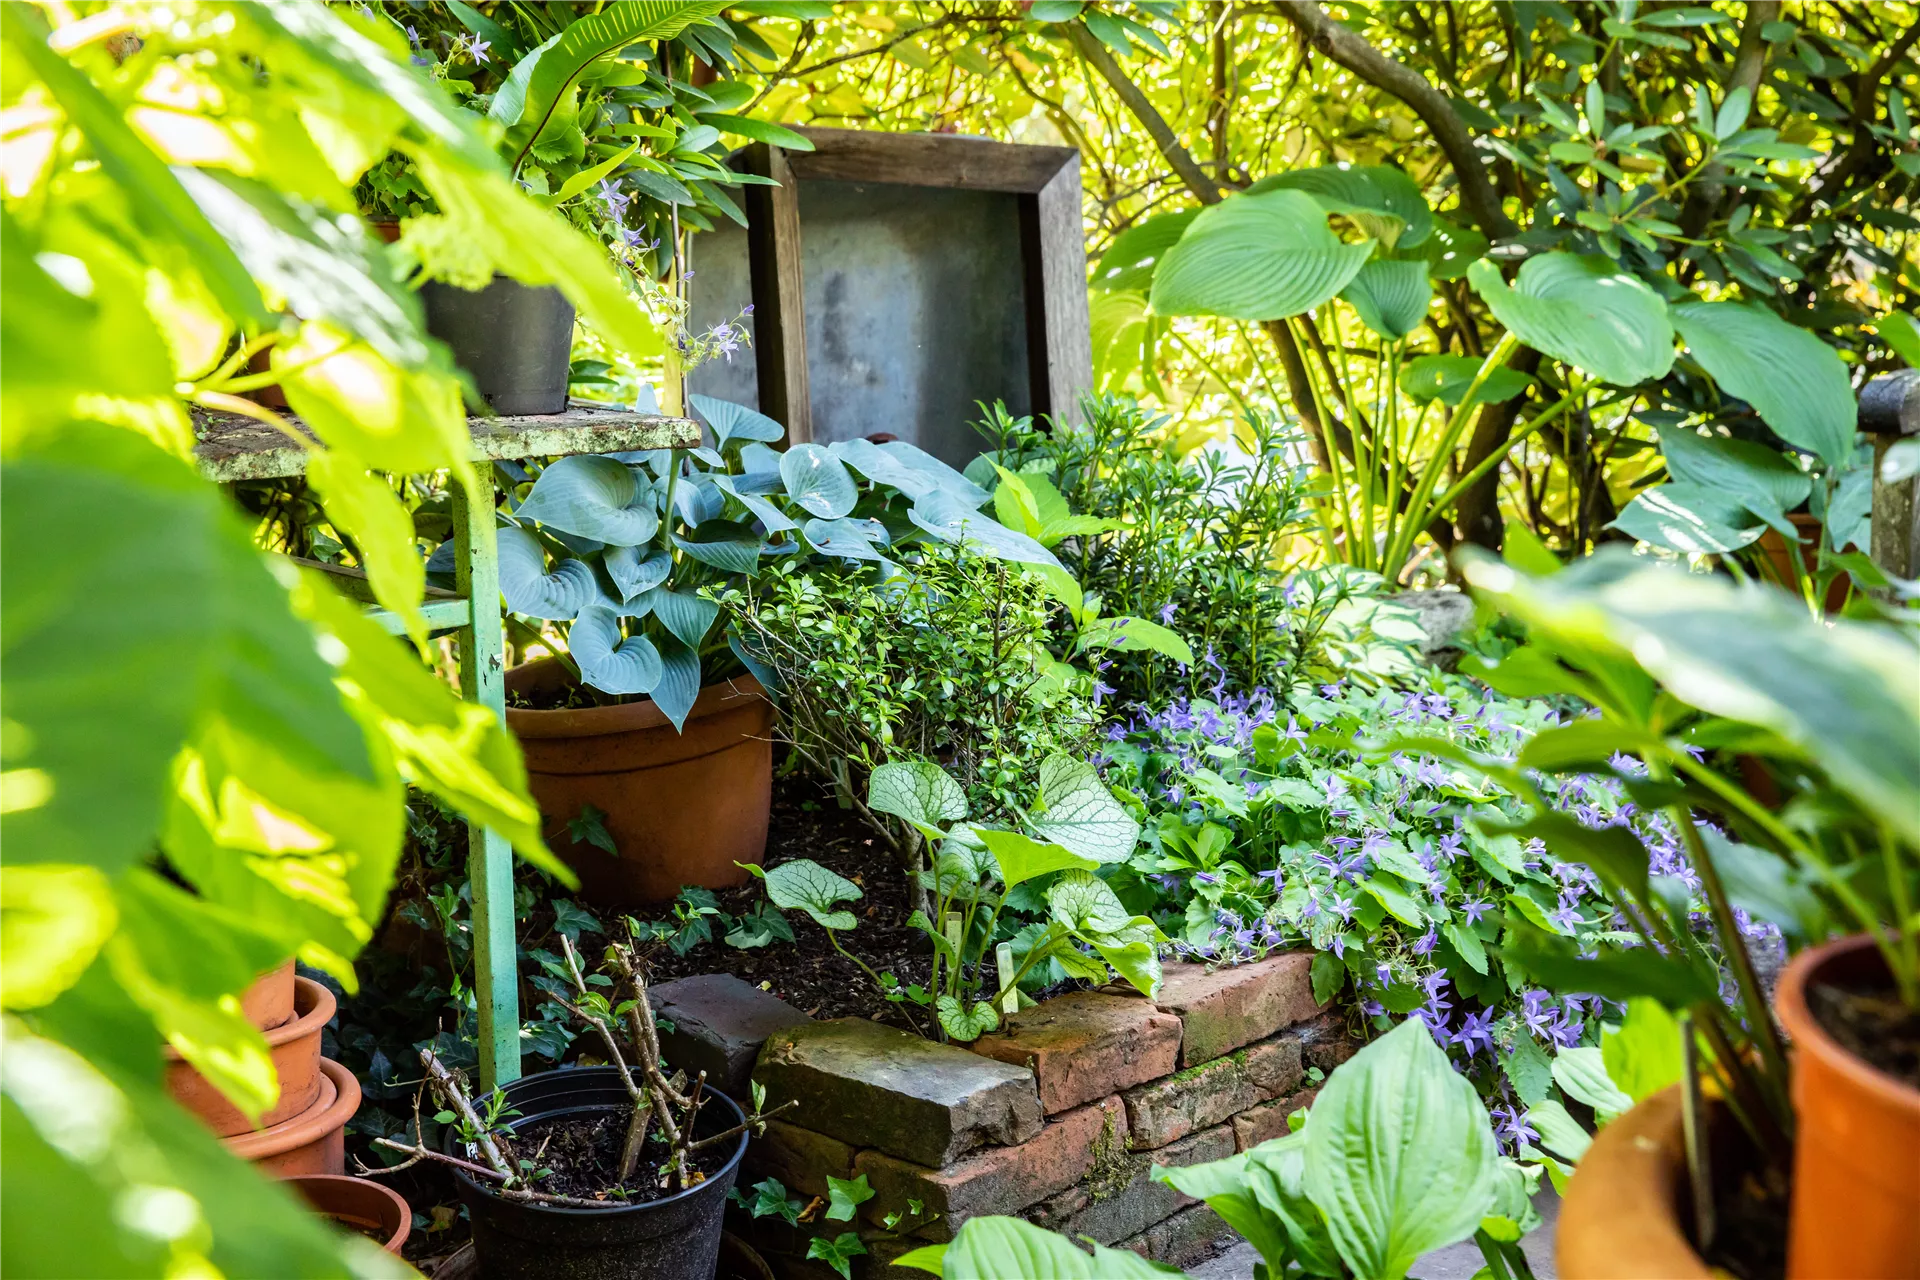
[1461,899,1492,926]
[1452,1009,1496,1056]
[1319,681,1343,698]
[1411,929,1438,957]
[1328,895,1356,922]
[1521,988,1558,1039]
[1330,934,1347,959]
[1362,999,1385,1017]
[1194,872,1221,886]
[1159,601,1177,625]
[1549,1012,1586,1048]
[1490,1104,1540,1152]
[1549,901,1583,932]
[1278,716,1309,746]
[1375,962,1394,986]
[1092,677,1117,708]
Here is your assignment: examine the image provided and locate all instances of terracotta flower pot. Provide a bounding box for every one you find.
[1556,1085,1713,1280]
[505,658,772,907]
[1776,933,1920,1279]
[241,959,297,1031]
[227,1056,360,1176]
[284,1174,411,1256]
[166,975,334,1137]
[1756,512,1850,612]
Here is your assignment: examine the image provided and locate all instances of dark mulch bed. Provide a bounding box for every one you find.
[645,768,935,1031]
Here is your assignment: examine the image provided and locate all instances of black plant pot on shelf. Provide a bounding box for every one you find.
[447,1067,748,1280]
[422,274,575,416]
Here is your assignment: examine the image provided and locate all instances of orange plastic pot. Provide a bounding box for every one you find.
[1556,1085,1713,1280]
[166,975,334,1137]
[1776,933,1920,1279]
[227,1056,360,1176]
[241,959,297,1031]
[505,659,772,907]
[284,1174,411,1256]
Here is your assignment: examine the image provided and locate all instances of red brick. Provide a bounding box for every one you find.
[1241,1031,1305,1099]
[1294,1009,1362,1073]
[1123,1052,1261,1150]
[1029,1122,1235,1244]
[855,1095,1126,1241]
[741,1119,857,1199]
[969,992,1182,1114]
[1155,952,1323,1066]
[1144,1203,1236,1268]
[1231,1085,1322,1151]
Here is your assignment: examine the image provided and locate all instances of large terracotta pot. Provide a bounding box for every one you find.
[284,1174,411,1256]
[505,658,772,907]
[227,1056,360,1176]
[166,975,334,1137]
[1776,933,1920,1279]
[241,959,297,1031]
[1556,1085,1713,1280]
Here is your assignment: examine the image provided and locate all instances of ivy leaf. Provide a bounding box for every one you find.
[1151,188,1374,320]
[514,456,659,546]
[805,1232,867,1280]
[1028,755,1140,864]
[566,804,617,856]
[824,1174,875,1222]
[760,859,862,931]
[935,995,999,1042]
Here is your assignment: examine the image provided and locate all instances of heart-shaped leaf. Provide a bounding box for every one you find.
[1657,428,1810,531]
[909,492,1064,571]
[1303,1019,1500,1279]
[514,456,659,546]
[498,526,597,619]
[974,829,1098,890]
[643,587,720,651]
[833,439,992,507]
[1468,253,1674,385]
[1047,870,1134,937]
[601,544,671,601]
[711,473,798,534]
[1252,164,1434,249]
[804,516,890,561]
[1028,755,1140,863]
[869,761,968,835]
[674,473,727,528]
[692,393,785,446]
[569,605,663,696]
[1341,259,1433,341]
[1399,354,1536,407]
[1671,301,1855,466]
[780,443,857,519]
[673,520,763,575]
[761,858,862,930]
[649,633,703,731]
[1610,482,1767,553]
[1151,188,1374,320]
[935,996,1000,1042]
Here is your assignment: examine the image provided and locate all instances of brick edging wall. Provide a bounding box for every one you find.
[643,954,1359,1278]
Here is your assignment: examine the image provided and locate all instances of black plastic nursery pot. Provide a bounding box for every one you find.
[422,274,575,416]
[447,1067,748,1280]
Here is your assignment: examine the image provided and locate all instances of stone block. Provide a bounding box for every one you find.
[1145,1203,1236,1268]
[1028,1122,1235,1244]
[855,1096,1126,1241]
[654,973,811,1096]
[1155,952,1322,1067]
[968,992,1182,1114]
[1241,1031,1305,1099]
[1294,1009,1362,1074]
[755,1019,1043,1167]
[742,1119,857,1200]
[1123,1052,1260,1150]
[1231,1086,1321,1151]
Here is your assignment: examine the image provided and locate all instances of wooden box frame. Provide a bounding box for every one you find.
[734,127,1092,444]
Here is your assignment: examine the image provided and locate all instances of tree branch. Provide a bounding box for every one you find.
[1272,1,1517,239]
[1065,21,1224,206]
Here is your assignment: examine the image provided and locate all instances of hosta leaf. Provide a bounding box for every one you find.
[779,443,857,519]
[649,634,703,731]
[937,1215,1173,1280]
[1090,208,1199,292]
[804,516,890,561]
[1304,1019,1500,1279]
[868,761,968,835]
[761,858,862,930]
[672,520,762,575]
[1151,189,1374,321]
[909,492,1065,571]
[1341,259,1433,341]
[1656,428,1810,530]
[1610,482,1766,553]
[935,996,999,1041]
[601,544,671,600]
[1601,998,1685,1104]
[834,439,991,508]
[1551,1047,1633,1120]
[1029,755,1140,863]
[974,829,1098,890]
[1468,253,1674,385]
[1400,354,1535,407]
[569,606,662,696]
[692,393,785,445]
[513,455,659,546]
[1671,301,1855,466]
[1253,164,1434,249]
[711,473,798,534]
[1525,1099,1592,1162]
[640,587,719,651]
[498,526,597,619]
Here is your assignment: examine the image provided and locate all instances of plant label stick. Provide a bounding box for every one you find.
[996,943,1018,1014]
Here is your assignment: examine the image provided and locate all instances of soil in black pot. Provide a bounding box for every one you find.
[515,1109,730,1205]
[1807,979,1920,1088]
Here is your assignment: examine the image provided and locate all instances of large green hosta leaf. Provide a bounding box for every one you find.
[1340,259,1432,341]
[1468,254,1674,385]
[1150,189,1373,321]
[514,456,659,546]
[1303,1019,1500,1279]
[1671,301,1856,467]
[497,526,597,619]
[1400,354,1535,407]
[1657,428,1810,533]
[1090,208,1199,292]
[1252,164,1433,249]
[491,1,730,175]
[1611,481,1768,553]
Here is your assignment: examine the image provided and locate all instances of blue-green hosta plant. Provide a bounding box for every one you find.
[747,756,1162,1043]
[890,1019,1542,1280]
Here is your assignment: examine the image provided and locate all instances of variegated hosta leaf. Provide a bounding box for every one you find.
[498,525,596,620]
[779,442,857,519]
[514,455,659,546]
[805,516,890,561]
[832,438,991,508]
[570,606,662,696]
[908,491,1064,571]
[692,393,785,446]
[1028,755,1140,863]
[602,543,671,601]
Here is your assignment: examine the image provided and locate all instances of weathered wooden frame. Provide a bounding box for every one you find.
[735,127,1092,443]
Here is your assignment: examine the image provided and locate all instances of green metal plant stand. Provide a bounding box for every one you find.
[194,402,698,1090]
